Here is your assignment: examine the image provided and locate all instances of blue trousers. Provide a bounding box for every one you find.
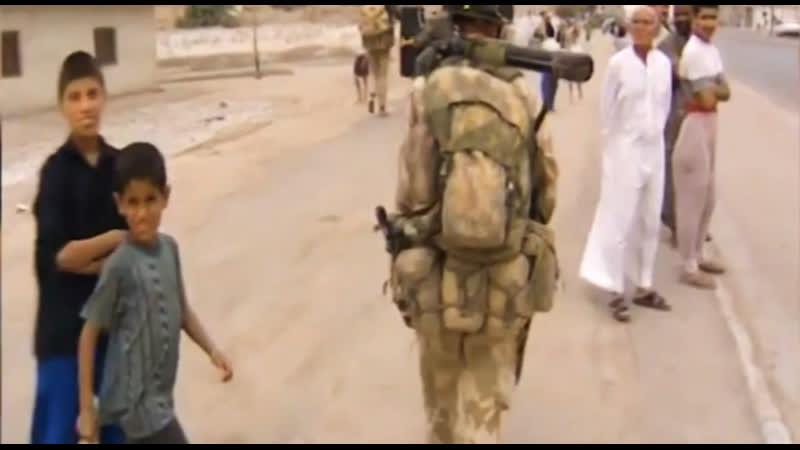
[540,73,559,112]
[30,352,125,444]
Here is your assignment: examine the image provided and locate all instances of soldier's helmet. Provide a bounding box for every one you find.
[444,5,511,24]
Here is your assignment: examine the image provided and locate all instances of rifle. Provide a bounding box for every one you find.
[400,8,595,84]
[374,206,411,258]
[375,205,419,328]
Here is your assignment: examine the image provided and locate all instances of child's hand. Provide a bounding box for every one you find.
[210,349,233,382]
[77,407,99,443]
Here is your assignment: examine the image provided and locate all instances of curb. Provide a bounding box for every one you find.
[706,73,797,445]
[711,258,793,444]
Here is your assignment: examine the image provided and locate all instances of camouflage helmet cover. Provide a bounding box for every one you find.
[444,5,510,24]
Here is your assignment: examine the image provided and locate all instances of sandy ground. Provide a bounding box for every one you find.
[2,36,796,444]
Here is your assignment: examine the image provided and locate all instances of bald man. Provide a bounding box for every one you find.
[580,6,673,322]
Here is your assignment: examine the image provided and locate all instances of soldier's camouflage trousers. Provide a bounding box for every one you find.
[389,221,558,444]
[417,328,519,444]
[367,48,390,110]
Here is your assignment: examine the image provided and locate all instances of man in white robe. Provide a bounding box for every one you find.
[579,5,673,322]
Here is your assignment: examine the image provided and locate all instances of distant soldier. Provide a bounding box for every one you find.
[379,4,559,444]
[358,5,397,116]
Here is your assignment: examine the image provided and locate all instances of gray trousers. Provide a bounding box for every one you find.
[672,113,717,272]
[126,418,188,445]
[661,112,684,232]
[367,48,390,109]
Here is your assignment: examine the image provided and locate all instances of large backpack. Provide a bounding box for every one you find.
[359,5,392,38]
[359,5,395,51]
[422,62,534,264]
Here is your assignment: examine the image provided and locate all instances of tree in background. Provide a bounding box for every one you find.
[178,5,239,28]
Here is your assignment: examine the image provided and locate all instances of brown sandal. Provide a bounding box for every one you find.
[609,297,631,323]
[633,291,672,311]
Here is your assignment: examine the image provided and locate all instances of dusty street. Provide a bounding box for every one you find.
[2,36,796,444]
[715,27,799,112]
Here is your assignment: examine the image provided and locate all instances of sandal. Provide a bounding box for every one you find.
[609,297,631,323]
[632,291,672,311]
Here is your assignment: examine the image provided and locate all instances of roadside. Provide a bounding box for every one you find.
[715,28,799,112]
[2,34,794,444]
[1,48,414,444]
[711,78,799,441]
[719,26,800,46]
[581,35,799,443]
[507,39,763,444]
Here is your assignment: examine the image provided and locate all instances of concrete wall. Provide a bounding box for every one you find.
[156,24,360,60]
[0,5,157,116]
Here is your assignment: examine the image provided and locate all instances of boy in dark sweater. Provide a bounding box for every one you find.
[30,51,127,445]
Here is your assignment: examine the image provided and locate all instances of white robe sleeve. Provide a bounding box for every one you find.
[600,58,621,140]
[659,58,673,130]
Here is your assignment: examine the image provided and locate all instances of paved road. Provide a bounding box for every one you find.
[1,47,767,443]
[706,29,800,438]
[716,28,799,112]
[3,37,795,444]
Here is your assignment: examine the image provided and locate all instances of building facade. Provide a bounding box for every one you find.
[0,5,157,116]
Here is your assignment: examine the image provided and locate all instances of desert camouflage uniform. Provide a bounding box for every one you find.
[392,67,558,444]
[360,6,396,113]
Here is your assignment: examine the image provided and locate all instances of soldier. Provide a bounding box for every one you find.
[380,5,559,444]
[358,5,397,116]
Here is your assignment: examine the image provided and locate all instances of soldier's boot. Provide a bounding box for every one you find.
[368,93,376,114]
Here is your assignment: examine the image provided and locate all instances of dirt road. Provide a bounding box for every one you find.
[1,38,792,444]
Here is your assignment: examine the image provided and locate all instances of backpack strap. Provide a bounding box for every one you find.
[528,103,549,222]
[532,103,548,134]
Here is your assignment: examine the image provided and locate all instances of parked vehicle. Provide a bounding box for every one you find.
[774,22,800,38]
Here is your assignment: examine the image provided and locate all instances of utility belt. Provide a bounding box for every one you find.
[387,219,558,337]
